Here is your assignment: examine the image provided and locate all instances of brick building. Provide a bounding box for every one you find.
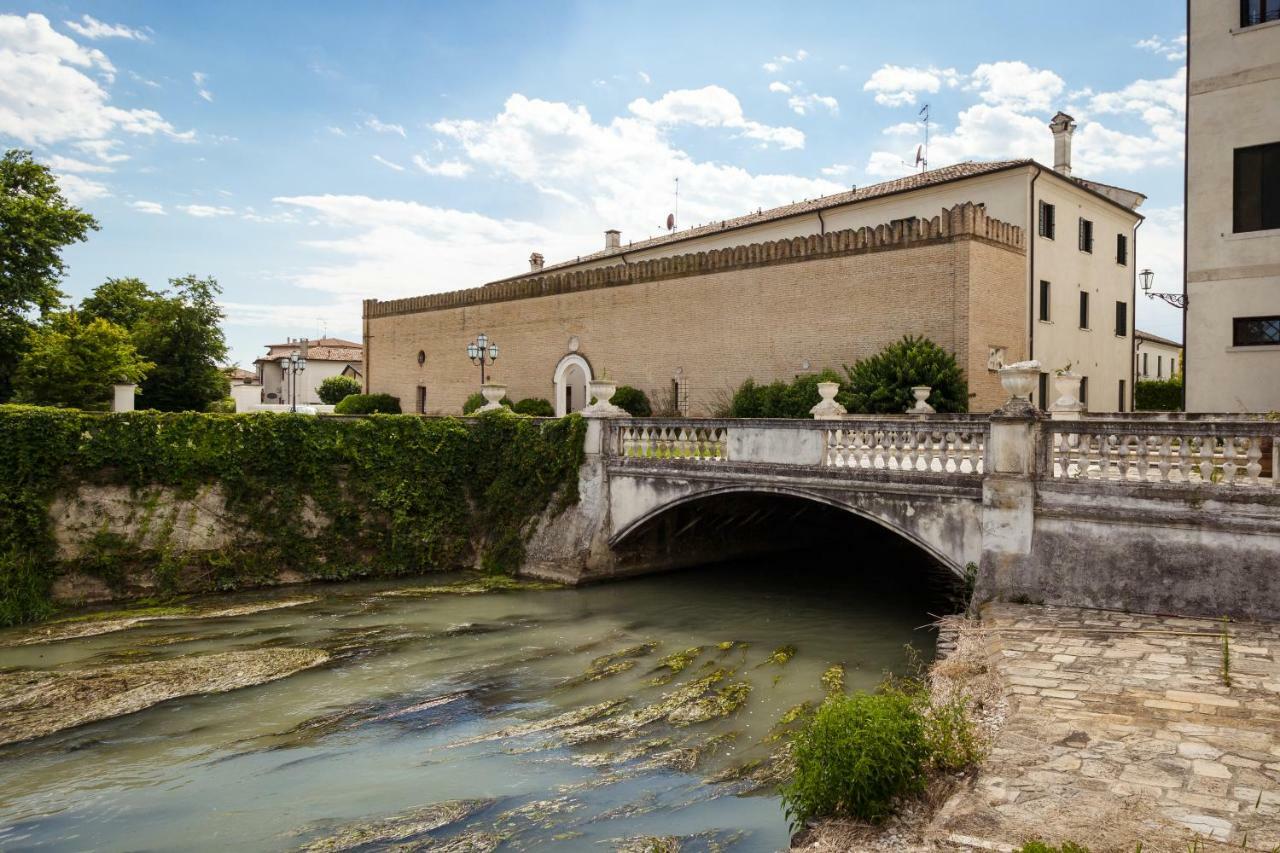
[363,117,1144,416]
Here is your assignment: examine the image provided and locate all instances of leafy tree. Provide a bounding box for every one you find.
[0,150,100,400]
[131,275,230,411]
[841,336,969,414]
[317,375,362,405]
[729,369,842,418]
[11,312,152,409]
[1134,377,1183,411]
[333,393,401,414]
[81,277,161,330]
[511,397,554,416]
[610,385,652,417]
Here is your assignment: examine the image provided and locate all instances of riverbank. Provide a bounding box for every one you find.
[797,604,1280,852]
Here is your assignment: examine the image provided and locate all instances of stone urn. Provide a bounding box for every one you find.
[997,360,1041,414]
[1051,371,1084,415]
[477,383,508,412]
[809,381,847,420]
[908,385,935,414]
[583,378,627,417]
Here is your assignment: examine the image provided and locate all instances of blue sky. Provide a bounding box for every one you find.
[4,1,1187,367]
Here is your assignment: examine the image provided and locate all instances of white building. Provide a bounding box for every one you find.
[1185,0,1280,412]
[254,338,363,407]
[1135,330,1182,382]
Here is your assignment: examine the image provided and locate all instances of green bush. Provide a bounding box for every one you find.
[610,385,652,417]
[1134,378,1182,411]
[511,397,554,417]
[729,369,842,418]
[1016,843,1091,853]
[205,397,236,413]
[317,375,362,405]
[463,392,511,414]
[842,336,969,414]
[332,393,401,415]
[0,407,587,626]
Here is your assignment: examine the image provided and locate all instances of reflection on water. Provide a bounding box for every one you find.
[0,552,953,851]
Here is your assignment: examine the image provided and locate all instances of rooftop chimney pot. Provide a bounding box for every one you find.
[604,229,621,250]
[529,252,545,272]
[1048,111,1076,177]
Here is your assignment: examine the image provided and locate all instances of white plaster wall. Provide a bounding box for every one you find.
[1134,338,1182,381]
[259,359,354,406]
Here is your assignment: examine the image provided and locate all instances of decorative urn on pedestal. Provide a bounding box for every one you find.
[997,361,1042,415]
[809,382,848,420]
[477,383,508,412]
[908,386,935,414]
[583,378,627,417]
[1051,371,1084,418]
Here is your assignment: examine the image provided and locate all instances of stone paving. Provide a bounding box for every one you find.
[932,604,1280,851]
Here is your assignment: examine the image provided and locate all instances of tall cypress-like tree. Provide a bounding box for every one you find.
[131,275,230,411]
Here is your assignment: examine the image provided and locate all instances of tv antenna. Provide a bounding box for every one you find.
[666,177,679,231]
[915,103,930,171]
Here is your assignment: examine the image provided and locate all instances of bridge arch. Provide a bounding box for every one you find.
[608,480,972,579]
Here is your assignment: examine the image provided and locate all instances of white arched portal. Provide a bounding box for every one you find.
[552,353,593,416]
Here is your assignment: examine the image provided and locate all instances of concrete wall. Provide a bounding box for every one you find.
[1186,0,1280,413]
[1135,336,1182,382]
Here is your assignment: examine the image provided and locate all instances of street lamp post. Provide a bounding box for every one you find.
[278,350,307,412]
[1140,268,1188,309]
[466,332,499,388]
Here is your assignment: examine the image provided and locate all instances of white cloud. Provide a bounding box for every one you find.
[325,125,347,136]
[863,64,961,107]
[128,70,160,88]
[412,154,472,177]
[1076,66,1185,172]
[967,61,1065,111]
[863,103,1049,179]
[882,121,921,136]
[820,163,853,177]
[130,200,165,215]
[1135,34,1187,61]
[192,70,213,102]
[1134,206,1185,341]
[64,15,149,41]
[0,13,190,147]
[787,93,839,116]
[864,151,914,180]
[762,49,808,74]
[637,70,651,84]
[372,154,405,171]
[73,139,130,162]
[364,116,406,137]
[179,204,235,217]
[626,85,805,149]
[768,81,792,94]
[56,172,109,203]
[45,154,113,173]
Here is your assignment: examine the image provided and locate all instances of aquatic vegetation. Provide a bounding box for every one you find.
[379,575,562,598]
[428,831,501,853]
[757,644,797,668]
[764,700,815,744]
[560,642,660,688]
[647,646,704,684]
[612,836,681,853]
[448,699,626,748]
[298,798,493,851]
[556,669,732,746]
[667,681,753,725]
[821,663,846,695]
[492,796,582,832]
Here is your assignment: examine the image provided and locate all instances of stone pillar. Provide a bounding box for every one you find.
[111,383,137,412]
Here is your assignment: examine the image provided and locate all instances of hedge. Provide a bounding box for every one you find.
[1134,379,1182,411]
[0,406,585,627]
[333,393,401,414]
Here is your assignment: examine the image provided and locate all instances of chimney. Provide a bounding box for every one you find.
[529,252,544,272]
[1048,111,1076,176]
[604,229,621,250]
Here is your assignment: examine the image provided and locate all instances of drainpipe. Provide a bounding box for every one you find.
[1131,217,1144,412]
[1028,166,1043,364]
[816,209,826,235]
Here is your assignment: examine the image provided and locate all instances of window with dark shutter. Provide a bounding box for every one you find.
[1142,353,1149,376]
[1039,280,1051,322]
[1116,233,1127,265]
[1079,218,1094,253]
[1038,201,1055,239]
[1157,356,1163,378]
[1233,142,1280,233]
[1242,0,1280,26]
[1038,373,1049,411]
[1233,316,1280,346]
[1080,376,1088,409]
[416,386,427,413]
[1115,301,1128,337]
[1118,380,1126,412]
[1079,291,1089,329]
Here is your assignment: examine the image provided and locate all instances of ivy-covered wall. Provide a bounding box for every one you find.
[0,406,586,627]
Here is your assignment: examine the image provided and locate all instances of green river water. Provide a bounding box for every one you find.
[0,557,950,851]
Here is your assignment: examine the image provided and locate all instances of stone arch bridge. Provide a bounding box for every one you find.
[524,408,1280,621]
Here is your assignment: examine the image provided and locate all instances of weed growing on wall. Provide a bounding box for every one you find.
[0,406,585,626]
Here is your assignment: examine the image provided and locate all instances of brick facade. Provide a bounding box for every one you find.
[364,203,1027,415]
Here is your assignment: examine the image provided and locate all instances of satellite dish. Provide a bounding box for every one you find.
[666,213,676,231]
[914,145,924,166]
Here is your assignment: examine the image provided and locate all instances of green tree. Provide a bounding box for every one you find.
[317,375,362,405]
[81,277,161,330]
[0,150,100,400]
[12,312,152,409]
[132,275,230,411]
[841,336,969,414]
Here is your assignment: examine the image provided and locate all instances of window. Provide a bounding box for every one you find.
[1234,142,1280,233]
[1079,291,1090,329]
[1039,280,1051,322]
[1115,301,1128,337]
[1078,218,1094,253]
[1116,233,1128,265]
[1241,0,1280,26]
[1038,373,1049,411]
[1171,358,1178,376]
[1142,352,1149,376]
[416,386,427,414]
[1038,200,1056,239]
[1118,380,1126,412]
[1080,376,1089,410]
[1233,315,1280,346]
[1157,355,1163,378]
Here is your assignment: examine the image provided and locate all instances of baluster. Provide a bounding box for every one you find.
[1099,433,1113,480]
[975,432,985,474]
[1176,434,1191,483]
[859,429,873,469]
[1157,435,1172,482]
[961,431,976,474]
[1198,435,1216,483]
[901,429,916,472]
[1245,436,1263,484]
[715,428,727,460]
[1054,430,1070,479]
[1222,436,1238,484]
[1136,434,1151,482]
[1072,431,1088,479]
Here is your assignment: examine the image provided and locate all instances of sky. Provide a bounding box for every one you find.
[2,1,1188,368]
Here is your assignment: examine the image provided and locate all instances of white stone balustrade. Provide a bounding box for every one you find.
[824,422,985,474]
[617,423,728,461]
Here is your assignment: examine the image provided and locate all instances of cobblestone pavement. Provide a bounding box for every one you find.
[931,604,1280,852]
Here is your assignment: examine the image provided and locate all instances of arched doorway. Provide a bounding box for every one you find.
[553,353,592,416]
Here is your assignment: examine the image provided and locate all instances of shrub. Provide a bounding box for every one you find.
[511,397,554,417]
[728,369,842,418]
[317,375,362,405]
[610,385,652,417]
[841,335,969,414]
[333,393,401,414]
[782,688,929,827]
[1016,843,1091,853]
[463,392,510,415]
[1134,378,1182,411]
[205,397,236,413]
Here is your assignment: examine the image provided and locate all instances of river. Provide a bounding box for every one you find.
[0,556,952,851]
